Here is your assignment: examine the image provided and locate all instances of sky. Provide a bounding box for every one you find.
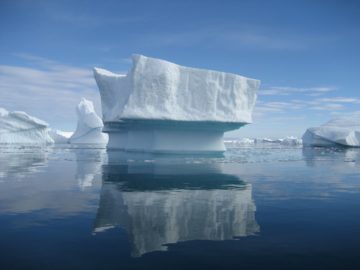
[0,0,359,138]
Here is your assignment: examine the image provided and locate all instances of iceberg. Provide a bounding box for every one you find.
[225,137,302,148]
[0,107,53,144]
[49,129,73,144]
[69,98,108,145]
[280,136,303,146]
[225,138,255,147]
[302,113,360,147]
[94,55,260,153]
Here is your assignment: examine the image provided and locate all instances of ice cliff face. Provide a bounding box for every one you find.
[302,113,360,147]
[69,98,108,144]
[0,107,53,144]
[94,55,260,123]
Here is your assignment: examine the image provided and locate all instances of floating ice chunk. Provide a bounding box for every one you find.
[225,138,255,147]
[49,129,73,144]
[93,55,260,153]
[0,107,53,144]
[261,138,278,143]
[280,136,303,146]
[302,113,360,147]
[69,98,108,144]
[226,137,302,148]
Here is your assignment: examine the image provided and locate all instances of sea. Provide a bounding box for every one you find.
[0,143,359,269]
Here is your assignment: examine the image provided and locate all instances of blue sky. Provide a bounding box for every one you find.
[0,0,359,138]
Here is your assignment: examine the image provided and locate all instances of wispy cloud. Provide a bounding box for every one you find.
[311,103,345,111]
[254,88,359,119]
[259,86,335,96]
[141,27,336,51]
[316,97,360,104]
[52,14,143,26]
[0,55,100,130]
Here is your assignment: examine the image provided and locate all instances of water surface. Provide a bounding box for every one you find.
[0,144,359,269]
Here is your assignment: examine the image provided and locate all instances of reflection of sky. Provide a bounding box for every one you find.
[0,146,49,179]
[223,147,360,202]
[0,146,260,257]
[0,145,360,265]
[0,146,103,225]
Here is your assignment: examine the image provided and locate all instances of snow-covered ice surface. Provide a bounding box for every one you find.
[69,98,108,145]
[0,107,53,144]
[94,54,260,123]
[49,129,73,144]
[302,113,360,147]
[225,136,302,148]
[93,55,259,153]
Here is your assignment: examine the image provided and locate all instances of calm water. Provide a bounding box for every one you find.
[0,144,360,269]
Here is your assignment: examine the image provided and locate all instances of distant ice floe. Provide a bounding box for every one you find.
[69,98,108,145]
[0,99,106,146]
[0,107,53,144]
[302,113,360,147]
[225,136,302,147]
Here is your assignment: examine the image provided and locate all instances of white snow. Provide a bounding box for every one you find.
[0,107,53,144]
[49,129,73,144]
[94,54,260,123]
[69,98,108,144]
[256,137,302,145]
[225,138,255,147]
[279,136,303,146]
[93,55,260,153]
[302,113,360,147]
[225,136,302,147]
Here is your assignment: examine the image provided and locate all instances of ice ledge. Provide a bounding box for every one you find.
[103,119,245,132]
[103,119,247,154]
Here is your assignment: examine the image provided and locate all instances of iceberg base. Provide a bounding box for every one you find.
[104,120,245,154]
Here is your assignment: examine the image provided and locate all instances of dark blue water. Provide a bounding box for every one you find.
[0,145,359,269]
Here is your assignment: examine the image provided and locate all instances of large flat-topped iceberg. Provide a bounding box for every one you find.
[302,113,360,147]
[0,107,53,144]
[94,55,259,123]
[94,55,260,153]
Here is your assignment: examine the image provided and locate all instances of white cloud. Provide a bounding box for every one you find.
[259,86,335,96]
[311,103,345,111]
[0,56,101,130]
[141,27,335,51]
[316,97,360,103]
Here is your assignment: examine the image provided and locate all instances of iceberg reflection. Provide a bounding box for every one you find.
[0,146,48,179]
[303,147,360,167]
[74,148,106,190]
[94,152,259,257]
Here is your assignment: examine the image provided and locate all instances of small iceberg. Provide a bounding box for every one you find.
[302,113,360,147]
[0,107,53,144]
[49,129,73,144]
[69,98,108,145]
